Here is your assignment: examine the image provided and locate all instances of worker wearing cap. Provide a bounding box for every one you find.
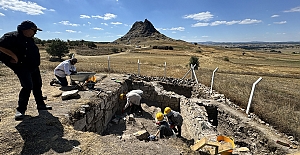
[149,112,174,140]
[164,107,183,137]
[53,58,77,86]
[121,90,143,116]
[0,20,52,120]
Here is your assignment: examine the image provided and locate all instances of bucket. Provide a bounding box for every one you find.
[217,135,235,155]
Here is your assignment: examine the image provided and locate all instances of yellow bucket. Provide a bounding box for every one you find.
[217,135,235,155]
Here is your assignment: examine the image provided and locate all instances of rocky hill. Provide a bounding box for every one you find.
[113,19,176,45]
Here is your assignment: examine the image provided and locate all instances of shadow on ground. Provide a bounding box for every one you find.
[15,111,80,155]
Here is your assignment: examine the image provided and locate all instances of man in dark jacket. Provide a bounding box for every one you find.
[164,107,183,137]
[0,20,52,120]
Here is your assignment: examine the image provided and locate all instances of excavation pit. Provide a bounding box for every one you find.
[62,74,294,155]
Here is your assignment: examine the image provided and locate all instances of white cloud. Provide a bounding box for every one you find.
[92,13,117,20]
[111,22,122,25]
[191,18,261,27]
[271,15,279,18]
[92,27,103,30]
[274,21,287,24]
[191,22,210,27]
[183,11,214,21]
[0,0,47,15]
[66,30,76,33]
[156,28,167,31]
[54,31,61,33]
[210,21,227,26]
[0,12,5,16]
[88,22,91,25]
[226,20,241,25]
[284,6,300,12]
[210,20,240,26]
[239,19,262,24]
[103,13,117,20]
[80,15,91,18]
[59,21,80,26]
[202,36,209,38]
[101,23,108,26]
[170,27,185,31]
[48,9,55,12]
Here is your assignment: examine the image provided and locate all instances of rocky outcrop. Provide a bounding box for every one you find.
[113,19,174,44]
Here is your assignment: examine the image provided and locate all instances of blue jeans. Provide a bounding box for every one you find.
[14,67,46,113]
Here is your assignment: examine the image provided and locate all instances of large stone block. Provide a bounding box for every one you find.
[133,130,150,141]
[86,110,94,124]
[104,110,113,125]
[61,90,79,100]
[74,116,86,131]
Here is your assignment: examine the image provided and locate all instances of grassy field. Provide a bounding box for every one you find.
[39,41,300,141]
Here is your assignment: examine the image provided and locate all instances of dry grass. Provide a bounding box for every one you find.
[39,41,300,141]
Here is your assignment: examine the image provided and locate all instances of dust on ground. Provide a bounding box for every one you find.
[0,64,299,155]
[0,65,198,155]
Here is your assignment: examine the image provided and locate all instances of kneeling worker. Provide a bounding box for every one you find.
[149,112,174,140]
[164,107,183,137]
[52,58,77,86]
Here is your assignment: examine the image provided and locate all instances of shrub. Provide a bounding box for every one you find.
[46,39,69,59]
[189,56,199,70]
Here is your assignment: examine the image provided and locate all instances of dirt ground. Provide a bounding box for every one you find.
[0,64,299,155]
[0,65,199,155]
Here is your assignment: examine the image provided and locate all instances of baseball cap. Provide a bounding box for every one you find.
[18,20,42,31]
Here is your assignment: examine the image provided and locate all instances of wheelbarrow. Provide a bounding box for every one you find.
[70,72,96,88]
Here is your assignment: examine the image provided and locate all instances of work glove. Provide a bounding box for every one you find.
[170,124,175,129]
[148,135,156,141]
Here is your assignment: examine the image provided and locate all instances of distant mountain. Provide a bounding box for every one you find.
[112,19,176,45]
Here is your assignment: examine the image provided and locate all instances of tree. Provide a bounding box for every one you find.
[86,42,97,49]
[189,56,199,70]
[46,39,69,59]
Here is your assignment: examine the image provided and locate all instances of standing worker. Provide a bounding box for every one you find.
[164,107,183,137]
[0,20,52,120]
[121,90,143,116]
[149,112,174,140]
[51,58,77,86]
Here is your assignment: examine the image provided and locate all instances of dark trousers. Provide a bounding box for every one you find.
[14,67,46,113]
[55,75,68,86]
[171,125,182,137]
[177,125,182,137]
[129,104,143,114]
[159,125,174,138]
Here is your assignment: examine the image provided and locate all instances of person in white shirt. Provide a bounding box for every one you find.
[53,58,77,86]
[121,90,143,116]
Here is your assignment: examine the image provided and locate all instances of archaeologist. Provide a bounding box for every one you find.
[149,112,174,140]
[128,89,143,96]
[164,107,183,137]
[51,58,77,86]
[121,90,143,116]
[0,20,52,120]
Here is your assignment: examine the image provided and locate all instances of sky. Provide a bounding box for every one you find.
[0,0,300,42]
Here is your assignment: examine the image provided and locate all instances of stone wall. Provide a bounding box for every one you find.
[68,75,213,140]
[68,76,129,135]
